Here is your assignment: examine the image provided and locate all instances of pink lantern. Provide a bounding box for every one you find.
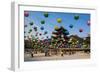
[79,29,83,32]
[24,11,29,17]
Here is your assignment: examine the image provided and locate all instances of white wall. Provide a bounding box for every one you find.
[0,0,100,73]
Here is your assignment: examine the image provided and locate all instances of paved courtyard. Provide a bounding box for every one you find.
[24,52,90,61]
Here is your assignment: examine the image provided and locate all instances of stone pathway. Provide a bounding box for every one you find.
[24,52,90,61]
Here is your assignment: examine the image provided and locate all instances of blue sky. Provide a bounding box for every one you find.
[24,11,90,40]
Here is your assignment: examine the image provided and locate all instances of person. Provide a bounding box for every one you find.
[31,51,34,57]
[45,50,47,56]
[61,51,64,56]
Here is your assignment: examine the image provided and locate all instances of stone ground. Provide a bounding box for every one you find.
[24,52,90,61]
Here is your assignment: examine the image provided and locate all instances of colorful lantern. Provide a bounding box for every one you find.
[24,11,29,17]
[41,20,45,24]
[44,31,48,35]
[69,24,73,28]
[57,18,62,23]
[40,26,44,30]
[74,15,79,20]
[79,29,83,32]
[29,29,32,32]
[44,12,49,18]
[30,22,34,26]
[54,26,59,30]
[46,36,49,39]
[33,27,37,31]
[24,25,27,27]
[39,33,42,36]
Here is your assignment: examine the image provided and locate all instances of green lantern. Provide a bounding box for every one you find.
[44,12,49,18]
[54,26,59,30]
[30,22,34,26]
[28,29,32,33]
[29,29,32,32]
[41,20,45,24]
[57,18,62,23]
[74,15,79,20]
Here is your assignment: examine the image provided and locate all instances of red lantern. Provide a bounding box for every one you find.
[24,11,29,17]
